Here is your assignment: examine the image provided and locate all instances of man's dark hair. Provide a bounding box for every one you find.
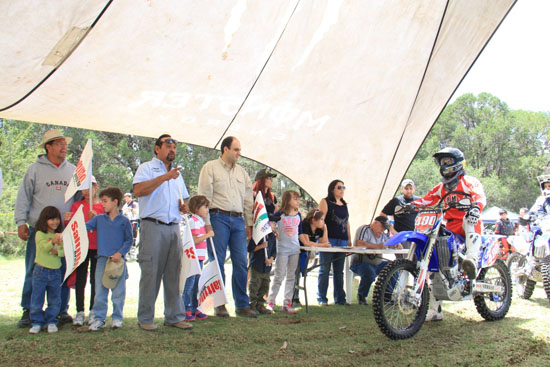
[99,187,123,207]
[155,134,172,147]
[220,136,235,155]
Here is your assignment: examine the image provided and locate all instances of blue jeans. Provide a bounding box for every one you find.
[22,227,70,313]
[209,212,249,309]
[92,256,127,322]
[30,265,62,326]
[183,260,203,313]
[350,261,388,298]
[317,238,348,304]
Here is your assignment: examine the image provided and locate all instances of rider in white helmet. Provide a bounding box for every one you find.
[413,147,487,321]
[529,175,550,216]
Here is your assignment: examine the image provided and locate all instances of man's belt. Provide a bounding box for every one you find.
[209,208,243,217]
[142,217,178,225]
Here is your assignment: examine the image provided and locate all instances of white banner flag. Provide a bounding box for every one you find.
[252,192,273,245]
[62,205,89,282]
[197,258,228,313]
[179,216,202,294]
[65,139,93,202]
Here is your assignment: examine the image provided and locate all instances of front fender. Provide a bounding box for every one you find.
[384,231,428,247]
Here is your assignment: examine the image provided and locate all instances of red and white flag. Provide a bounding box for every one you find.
[197,253,228,313]
[62,205,89,282]
[179,216,202,294]
[65,139,93,202]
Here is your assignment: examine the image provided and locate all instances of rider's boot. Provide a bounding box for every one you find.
[462,222,481,280]
[463,232,481,280]
[426,288,443,322]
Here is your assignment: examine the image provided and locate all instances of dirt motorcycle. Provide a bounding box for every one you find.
[507,215,550,301]
[372,191,512,340]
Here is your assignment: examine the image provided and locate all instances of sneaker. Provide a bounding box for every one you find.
[318,301,328,307]
[89,320,106,331]
[73,311,85,326]
[112,319,123,329]
[47,324,58,333]
[194,311,208,320]
[282,302,297,314]
[88,311,95,325]
[18,309,31,328]
[266,302,275,312]
[185,310,195,322]
[29,325,41,334]
[292,300,302,308]
[58,311,73,325]
[358,294,368,306]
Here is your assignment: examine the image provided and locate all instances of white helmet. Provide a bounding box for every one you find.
[537,174,550,197]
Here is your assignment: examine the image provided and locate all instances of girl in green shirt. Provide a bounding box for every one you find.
[29,206,65,334]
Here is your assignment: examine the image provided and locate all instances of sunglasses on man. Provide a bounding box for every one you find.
[157,138,178,146]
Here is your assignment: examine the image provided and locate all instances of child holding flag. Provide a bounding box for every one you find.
[183,195,214,321]
[248,169,279,314]
[85,187,133,331]
[64,176,104,326]
[29,206,65,334]
[266,190,302,314]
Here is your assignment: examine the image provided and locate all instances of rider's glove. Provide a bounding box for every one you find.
[466,205,481,225]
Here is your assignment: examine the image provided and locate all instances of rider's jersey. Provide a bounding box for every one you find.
[413,175,486,236]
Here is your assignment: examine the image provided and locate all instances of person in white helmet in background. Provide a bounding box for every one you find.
[530,175,550,216]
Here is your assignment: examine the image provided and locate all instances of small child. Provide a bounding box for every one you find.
[247,195,277,314]
[266,190,302,314]
[85,187,133,331]
[64,176,104,326]
[183,195,214,321]
[29,206,65,334]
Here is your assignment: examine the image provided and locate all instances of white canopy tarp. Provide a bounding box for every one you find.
[0,0,516,227]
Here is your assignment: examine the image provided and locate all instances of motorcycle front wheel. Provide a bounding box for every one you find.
[541,256,550,301]
[372,259,428,340]
[474,259,512,321]
[507,252,535,299]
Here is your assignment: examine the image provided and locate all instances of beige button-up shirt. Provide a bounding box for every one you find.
[198,157,253,226]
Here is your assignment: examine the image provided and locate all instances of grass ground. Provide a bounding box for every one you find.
[1,256,549,367]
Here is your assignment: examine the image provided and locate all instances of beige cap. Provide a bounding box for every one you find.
[102,258,125,289]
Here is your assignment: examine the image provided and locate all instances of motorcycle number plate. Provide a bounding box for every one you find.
[414,211,441,234]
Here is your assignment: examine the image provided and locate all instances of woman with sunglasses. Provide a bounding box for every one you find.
[316,180,351,305]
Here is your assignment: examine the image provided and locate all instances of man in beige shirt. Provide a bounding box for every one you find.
[198,136,256,318]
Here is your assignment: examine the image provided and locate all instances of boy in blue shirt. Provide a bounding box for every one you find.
[86,187,133,331]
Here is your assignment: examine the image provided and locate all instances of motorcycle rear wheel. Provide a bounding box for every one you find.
[372,259,428,340]
[474,259,512,321]
[507,252,535,299]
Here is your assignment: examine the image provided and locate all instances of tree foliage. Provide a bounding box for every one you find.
[0,120,311,254]
[1,92,548,254]
[406,92,550,211]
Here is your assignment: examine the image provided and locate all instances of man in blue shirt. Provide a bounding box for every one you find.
[133,134,192,331]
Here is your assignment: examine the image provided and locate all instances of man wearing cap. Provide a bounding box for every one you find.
[350,216,402,305]
[198,136,256,318]
[133,134,192,331]
[380,179,420,234]
[15,129,78,327]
